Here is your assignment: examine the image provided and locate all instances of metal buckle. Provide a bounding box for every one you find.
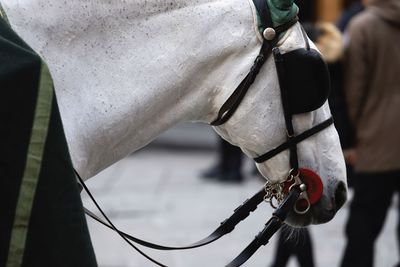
[291,174,311,214]
[293,193,311,214]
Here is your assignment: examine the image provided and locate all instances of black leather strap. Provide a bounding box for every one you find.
[226,217,282,267]
[79,172,302,267]
[226,186,301,267]
[254,117,334,163]
[83,187,266,251]
[210,16,298,126]
[273,47,299,170]
[80,167,301,267]
[76,170,168,267]
[253,0,273,31]
[211,50,269,126]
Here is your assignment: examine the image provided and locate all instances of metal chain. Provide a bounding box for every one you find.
[263,181,284,209]
[263,170,298,209]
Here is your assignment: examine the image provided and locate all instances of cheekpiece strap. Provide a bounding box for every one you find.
[210,4,297,126]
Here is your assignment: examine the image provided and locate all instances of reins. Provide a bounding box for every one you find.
[76,170,305,267]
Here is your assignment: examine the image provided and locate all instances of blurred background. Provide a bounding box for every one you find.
[81,0,400,266]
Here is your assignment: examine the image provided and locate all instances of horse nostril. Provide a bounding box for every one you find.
[334,181,347,211]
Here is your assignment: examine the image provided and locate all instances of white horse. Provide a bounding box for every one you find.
[1,0,347,227]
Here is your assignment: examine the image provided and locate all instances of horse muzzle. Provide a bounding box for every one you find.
[283,169,347,227]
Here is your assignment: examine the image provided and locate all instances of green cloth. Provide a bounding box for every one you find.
[267,0,298,26]
[6,62,53,267]
[0,16,97,267]
[0,4,8,24]
[256,0,298,33]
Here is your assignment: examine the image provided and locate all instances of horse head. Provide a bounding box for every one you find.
[0,0,347,228]
[212,0,347,227]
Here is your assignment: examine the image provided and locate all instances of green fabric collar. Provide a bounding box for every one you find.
[268,0,298,26]
[256,0,298,34]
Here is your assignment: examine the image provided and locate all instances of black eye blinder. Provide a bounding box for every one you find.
[274,48,331,115]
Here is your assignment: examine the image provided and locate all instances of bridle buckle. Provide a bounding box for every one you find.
[288,169,311,214]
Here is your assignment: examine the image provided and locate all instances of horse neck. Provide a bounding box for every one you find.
[2,0,263,178]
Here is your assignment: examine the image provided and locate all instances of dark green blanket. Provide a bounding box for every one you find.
[0,18,96,267]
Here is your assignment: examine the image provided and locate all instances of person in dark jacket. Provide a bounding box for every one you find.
[340,0,400,266]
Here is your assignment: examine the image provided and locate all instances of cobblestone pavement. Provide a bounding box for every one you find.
[82,147,398,267]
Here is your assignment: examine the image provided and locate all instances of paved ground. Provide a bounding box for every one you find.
[81,124,399,267]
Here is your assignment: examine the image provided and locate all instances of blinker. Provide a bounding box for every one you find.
[273,47,331,115]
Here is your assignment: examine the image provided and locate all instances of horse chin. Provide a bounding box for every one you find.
[284,212,313,228]
[284,191,346,227]
[284,206,335,228]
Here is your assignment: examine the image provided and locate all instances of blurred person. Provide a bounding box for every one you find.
[270,228,315,267]
[201,138,244,183]
[334,0,365,188]
[295,0,315,22]
[340,0,400,266]
[270,22,344,267]
[337,0,365,33]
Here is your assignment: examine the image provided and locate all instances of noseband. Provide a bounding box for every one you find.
[79,1,334,266]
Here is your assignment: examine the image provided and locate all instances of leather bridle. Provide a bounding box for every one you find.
[78,1,334,266]
[211,0,333,174]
